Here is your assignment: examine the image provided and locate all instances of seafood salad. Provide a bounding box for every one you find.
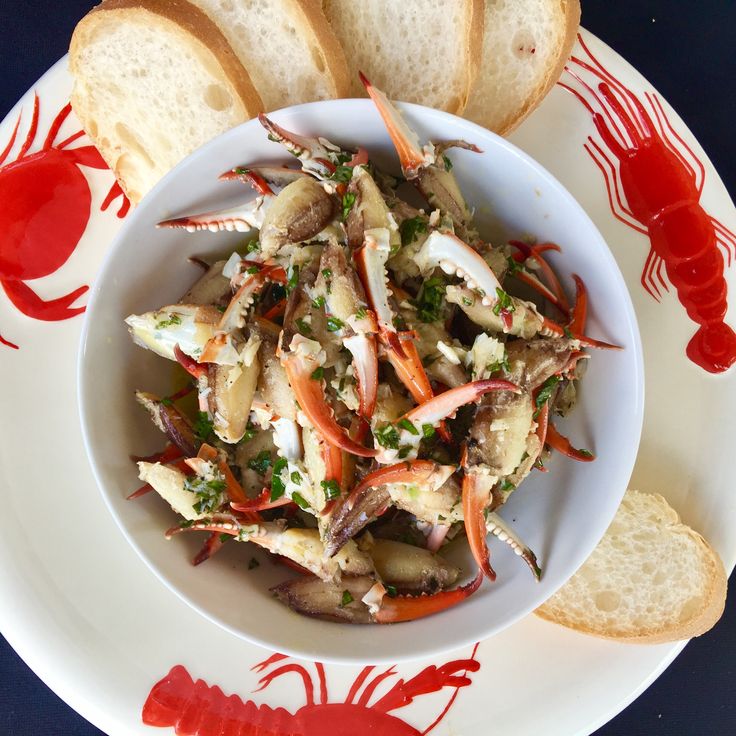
[126,76,616,625]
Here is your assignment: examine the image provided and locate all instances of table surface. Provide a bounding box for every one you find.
[1,1,734,734]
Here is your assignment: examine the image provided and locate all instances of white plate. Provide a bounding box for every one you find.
[1,30,734,735]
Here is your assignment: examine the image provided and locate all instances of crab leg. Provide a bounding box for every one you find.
[157,196,272,233]
[462,466,497,581]
[485,513,542,580]
[221,165,309,189]
[545,422,596,462]
[280,335,377,458]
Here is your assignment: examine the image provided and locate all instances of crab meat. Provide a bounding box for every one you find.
[258,177,336,258]
[272,569,483,624]
[180,260,231,306]
[125,304,221,362]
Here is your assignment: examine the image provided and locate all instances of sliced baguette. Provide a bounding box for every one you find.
[189,0,349,112]
[536,490,728,644]
[464,0,580,135]
[69,0,264,203]
[322,0,484,114]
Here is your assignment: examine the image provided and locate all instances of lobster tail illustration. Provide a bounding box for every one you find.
[142,648,480,736]
[560,33,736,373]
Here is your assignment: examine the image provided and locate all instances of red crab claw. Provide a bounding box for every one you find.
[258,113,336,176]
[343,329,379,419]
[218,167,275,195]
[355,460,456,497]
[402,379,519,429]
[374,569,484,623]
[231,488,294,512]
[220,165,309,189]
[461,458,497,582]
[359,72,428,178]
[509,241,571,316]
[281,340,378,458]
[173,344,208,379]
[540,316,621,350]
[156,195,274,232]
[385,331,434,403]
[569,274,588,333]
[545,422,596,462]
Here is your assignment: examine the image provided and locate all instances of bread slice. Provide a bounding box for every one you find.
[189,0,349,112]
[464,0,580,135]
[69,0,264,203]
[322,0,484,114]
[536,490,728,644]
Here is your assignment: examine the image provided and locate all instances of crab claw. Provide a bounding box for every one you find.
[258,114,337,177]
[218,167,275,195]
[540,316,621,350]
[569,274,588,333]
[281,335,377,458]
[373,569,484,623]
[157,197,272,233]
[343,332,379,419]
[359,71,429,178]
[221,165,308,190]
[415,231,503,307]
[384,331,434,406]
[324,461,456,556]
[485,512,542,580]
[403,379,519,429]
[462,466,497,581]
[545,421,596,462]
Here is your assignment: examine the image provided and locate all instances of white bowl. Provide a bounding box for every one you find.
[78,99,643,664]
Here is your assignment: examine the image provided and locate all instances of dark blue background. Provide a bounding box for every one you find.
[1,1,734,734]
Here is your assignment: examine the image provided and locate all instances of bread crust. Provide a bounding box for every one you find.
[535,491,728,645]
[456,0,485,115]
[70,0,263,117]
[294,0,350,99]
[498,0,580,135]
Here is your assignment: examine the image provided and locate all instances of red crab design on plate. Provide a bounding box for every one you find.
[143,647,480,735]
[0,93,129,349]
[560,33,736,374]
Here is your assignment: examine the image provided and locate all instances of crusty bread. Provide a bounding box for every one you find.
[69,0,263,203]
[189,0,349,111]
[464,0,580,135]
[536,490,728,644]
[321,0,484,114]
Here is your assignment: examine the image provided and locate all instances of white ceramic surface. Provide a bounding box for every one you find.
[1,29,734,735]
[78,98,643,664]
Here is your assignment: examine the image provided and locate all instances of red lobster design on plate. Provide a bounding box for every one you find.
[143,647,480,735]
[0,94,129,350]
[560,33,736,373]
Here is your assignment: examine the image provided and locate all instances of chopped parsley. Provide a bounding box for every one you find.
[310,366,324,381]
[248,557,260,570]
[340,590,354,607]
[245,239,260,253]
[578,449,594,458]
[326,316,344,332]
[321,268,332,280]
[385,584,398,598]
[321,479,341,500]
[421,423,436,439]
[442,154,453,171]
[270,457,288,500]
[486,353,510,376]
[399,216,428,246]
[295,317,312,336]
[462,296,474,307]
[564,326,574,339]
[398,445,412,459]
[492,288,516,316]
[246,265,260,275]
[155,313,182,329]
[312,295,326,309]
[184,473,226,515]
[248,450,272,475]
[219,533,231,543]
[355,307,367,320]
[291,471,303,485]
[374,424,401,450]
[500,479,516,492]
[341,192,356,221]
[410,276,446,323]
[160,397,173,407]
[330,164,354,183]
[397,418,419,435]
[286,265,300,293]
[534,376,561,417]
[239,422,257,443]
[193,411,215,443]
[291,492,310,510]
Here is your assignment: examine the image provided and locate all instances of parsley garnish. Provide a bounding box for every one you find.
[564,326,574,338]
[442,153,453,171]
[397,418,419,435]
[312,295,326,309]
[505,255,523,276]
[321,479,341,500]
[291,471,302,485]
[286,265,300,293]
[295,317,312,336]
[219,533,231,543]
[291,491,310,510]
[330,164,354,183]
[578,449,594,458]
[155,313,182,329]
[534,376,561,418]
[421,423,436,439]
[326,316,344,332]
[374,424,400,449]
[410,276,446,323]
[184,474,226,515]
[248,450,272,475]
[270,457,288,500]
[322,268,332,279]
[246,265,259,275]
[462,296,473,307]
[385,584,398,598]
[399,216,428,246]
[160,397,173,407]
[245,239,260,253]
[500,479,516,492]
[492,288,515,316]
[341,192,356,221]
[310,366,324,380]
[340,590,354,607]
[398,445,412,459]
[239,422,257,443]
[355,307,367,320]
[193,411,215,442]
